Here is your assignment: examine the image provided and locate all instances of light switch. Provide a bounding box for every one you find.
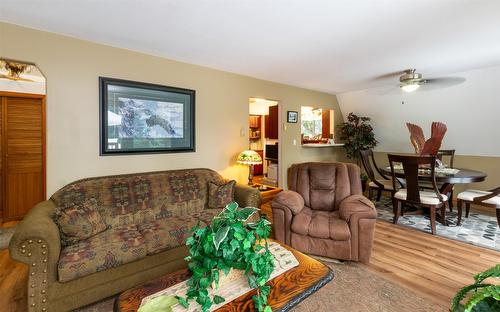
[293,139,297,146]
[240,126,246,137]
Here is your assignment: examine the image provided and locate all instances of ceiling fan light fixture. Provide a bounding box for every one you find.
[400,83,420,93]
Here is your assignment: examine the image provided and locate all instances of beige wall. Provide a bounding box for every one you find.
[0,22,345,196]
[373,152,500,194]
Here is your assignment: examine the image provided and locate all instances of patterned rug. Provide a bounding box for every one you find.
[76,261,446,312]
[375,196,500,251]
[0,226,16,250]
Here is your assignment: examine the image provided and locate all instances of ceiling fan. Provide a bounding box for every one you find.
[374,68,466,93]
[0,59,36,82]
[399,68,426,92]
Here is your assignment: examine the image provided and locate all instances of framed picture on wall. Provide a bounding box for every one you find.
[287,111,298,123]
[99,77,195,155]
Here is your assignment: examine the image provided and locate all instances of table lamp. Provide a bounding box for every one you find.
[237,150,263,185]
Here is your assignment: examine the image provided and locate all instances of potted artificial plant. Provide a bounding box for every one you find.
[177,202,275,312]
[451,264,500,312]
[339,112,377,191]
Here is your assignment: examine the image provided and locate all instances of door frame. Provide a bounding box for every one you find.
[248,97,282,187]
[0,91,46,222]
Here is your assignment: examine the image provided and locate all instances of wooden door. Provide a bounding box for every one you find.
[1,94,45,221]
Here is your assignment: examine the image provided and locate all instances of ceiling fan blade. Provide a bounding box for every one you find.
[421,77,466,90]
[372,70,407,81]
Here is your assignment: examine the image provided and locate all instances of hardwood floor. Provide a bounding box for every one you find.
[0,220,498,311]
[367,221,500,308]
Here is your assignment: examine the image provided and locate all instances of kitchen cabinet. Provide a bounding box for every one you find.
[265,105,278,139]
[249,115,261,128]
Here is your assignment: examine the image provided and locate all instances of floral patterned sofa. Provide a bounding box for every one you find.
[9,169,260,312]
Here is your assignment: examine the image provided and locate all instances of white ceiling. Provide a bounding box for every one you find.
[1,0,500,94]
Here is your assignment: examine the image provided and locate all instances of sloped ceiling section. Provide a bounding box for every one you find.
[337,65,500,157]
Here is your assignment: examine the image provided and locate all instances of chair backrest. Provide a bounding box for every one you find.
[288,162,362,211]
[359,150,377,181]
[387,154,442,205]
[437,149,455,168]
[360,149,390,188]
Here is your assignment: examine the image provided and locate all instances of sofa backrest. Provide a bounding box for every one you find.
[50,168,224,229]
[287,162,361,211]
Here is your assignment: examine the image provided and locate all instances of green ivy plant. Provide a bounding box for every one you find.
[451,264,500,312]
[339,112,377,166]
[177,202,275,312]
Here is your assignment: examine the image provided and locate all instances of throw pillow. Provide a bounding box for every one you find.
[53,198,108,246]
[208,180,236,209]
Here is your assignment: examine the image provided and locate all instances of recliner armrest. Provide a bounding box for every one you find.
[272,190,305,215]
[339,194,376,222]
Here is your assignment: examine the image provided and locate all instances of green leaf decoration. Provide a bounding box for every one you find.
[226,202,239,212]
[464,285,500,312]
[236,207,258,221]
[181,201,274,312]
[213,226,230,250]
[450,264,500,312]
[474,264,500,283]
[176,296,189,309]
[213,295,225,304]
[338,112,377,165]
[138,295,179,312]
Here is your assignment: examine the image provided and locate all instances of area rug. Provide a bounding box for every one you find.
[292,261,447,312]
[76,261,446,312]
[0,226,16,250]
[375,196,500,251]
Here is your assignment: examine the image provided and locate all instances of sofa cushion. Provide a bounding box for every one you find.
[53,198,108,246]
[58,225,147,283]
[139,215,203,255]
[291,207,350,241]
[208,180,236,209]
[50,169,226,229]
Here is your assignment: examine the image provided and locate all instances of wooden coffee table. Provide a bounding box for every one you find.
[115,242,333,312]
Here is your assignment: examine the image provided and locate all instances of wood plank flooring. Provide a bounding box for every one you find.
[0,220,499,311]
[368,221,500,308]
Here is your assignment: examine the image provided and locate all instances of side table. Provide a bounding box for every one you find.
[252,184,283,224]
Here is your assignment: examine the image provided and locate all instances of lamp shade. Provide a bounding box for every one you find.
[236,150,262,165]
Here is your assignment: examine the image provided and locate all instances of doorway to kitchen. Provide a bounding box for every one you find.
[248,97,280,188]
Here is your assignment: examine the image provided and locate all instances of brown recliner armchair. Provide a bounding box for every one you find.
[272,162,377,264]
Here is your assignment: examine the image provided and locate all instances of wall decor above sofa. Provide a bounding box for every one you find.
[99,77,195,155]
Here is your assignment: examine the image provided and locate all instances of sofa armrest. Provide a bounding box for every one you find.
[272,191,305,215]
[234,184,262,208]
[9,200,61,311]
[339,194,376,222]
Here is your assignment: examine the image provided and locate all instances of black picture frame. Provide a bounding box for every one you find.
[287,111,298,123]
[99,77,195,155]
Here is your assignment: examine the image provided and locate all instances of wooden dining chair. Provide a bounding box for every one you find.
[457,187,500,228]
[388,154,448,235]
[436,149,455,168]
[422,149,455,211]
[359,149,395,201]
